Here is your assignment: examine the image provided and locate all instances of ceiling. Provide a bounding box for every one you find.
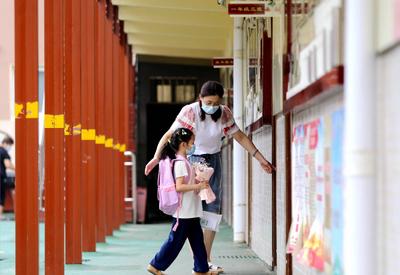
[111,0,233,60]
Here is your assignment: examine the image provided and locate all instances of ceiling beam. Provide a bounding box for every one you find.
[132,45,222,59]
[118,6,232,28]
[128,34,225,51]
[112,0,226,13]
[124,21,231,40]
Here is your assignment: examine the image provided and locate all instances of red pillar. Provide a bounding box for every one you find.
[65,0,83,264]
[44,0,65,273]
[117,38,125,225]
[95,0,107,243]
[123,44,130,223]
[81,0,97,251]
[129,62,136,160]
[112,8,121,230]
[15,0,39,273]
[104,1,115,235]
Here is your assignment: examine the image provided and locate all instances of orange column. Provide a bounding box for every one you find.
[104,1,115,235]
[129,62,136,162]
[95,0,107,243]
[95,1,107,242]
[44,0,65,273]
[81,0,97,251]
[15,0,39,274]
[65,0,83,264]
[112,8,121,230]
[123,44,130,223]
[117,37,125,225]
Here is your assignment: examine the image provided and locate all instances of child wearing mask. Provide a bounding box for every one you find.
[147,128,215,275]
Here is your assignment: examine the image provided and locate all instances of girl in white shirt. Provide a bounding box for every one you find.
[147,128,214,275]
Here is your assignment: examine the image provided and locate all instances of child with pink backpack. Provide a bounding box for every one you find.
[147,128,214,275]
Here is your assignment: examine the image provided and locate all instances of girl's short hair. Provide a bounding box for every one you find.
[160,128,194,160]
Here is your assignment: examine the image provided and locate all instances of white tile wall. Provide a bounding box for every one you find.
[377,44,400,275]
[276,114,287,275]
[251,125,274,266]
[221,142,233,226]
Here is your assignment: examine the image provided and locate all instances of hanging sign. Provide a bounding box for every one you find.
[228,1,282,17]
[249,58,258,67]
[213,57,259,68]
[212,58,233,68]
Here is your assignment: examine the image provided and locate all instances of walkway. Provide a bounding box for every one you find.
[0,219,274,275]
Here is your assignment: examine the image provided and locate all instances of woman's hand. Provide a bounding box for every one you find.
[144,158,160,176]
[232,131,276,174]
[198,181,210,190]
[259,159,275,174]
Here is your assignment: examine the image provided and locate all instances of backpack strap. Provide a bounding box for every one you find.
[171,158,186,232]
[172,197,181,232]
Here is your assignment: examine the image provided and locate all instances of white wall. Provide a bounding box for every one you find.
[0,0,16,146]
[276,114,287,275]
[0,0,45,162]
[250,125,273,266]
[222,141,233,226]
[377,44,400,275]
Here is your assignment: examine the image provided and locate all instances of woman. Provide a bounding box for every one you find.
[145,81,274,273]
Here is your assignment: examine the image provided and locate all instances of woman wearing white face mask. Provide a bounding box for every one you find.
[145,81,274,273]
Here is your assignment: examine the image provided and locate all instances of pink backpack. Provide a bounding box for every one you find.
[157,155,191,230]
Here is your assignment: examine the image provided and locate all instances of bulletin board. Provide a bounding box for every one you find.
[287,108,344,274]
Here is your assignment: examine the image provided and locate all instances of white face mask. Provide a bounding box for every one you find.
[3,145,12,152]
[186,144,196,156]
[201,103,220,115]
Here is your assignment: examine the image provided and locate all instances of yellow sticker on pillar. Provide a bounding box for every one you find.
[105,138,113,148]
[72,124,82,136]
[45,115,55,128]
[81,129,96,141]
[54,115,65,129]
[64,124,71,136]
[95,135,106,144]
[15,103,24,119]
[26,101,39,119]
[114,143,121,151]
[119,144,126,153]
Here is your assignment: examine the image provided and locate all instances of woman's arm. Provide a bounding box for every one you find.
[154,129,174,160]
[232,130,275,173]
[144,129,174,175]
[4,159,15,170]
[175,177,209,193]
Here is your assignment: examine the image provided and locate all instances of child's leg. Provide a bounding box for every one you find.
[150,218,189,271]
[187,218,209,273]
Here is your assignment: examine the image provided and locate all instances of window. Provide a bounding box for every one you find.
[151,77,198,104]
[243,18,267,128]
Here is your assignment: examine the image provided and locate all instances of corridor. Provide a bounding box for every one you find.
[0,220,273,275]
[1,0,400,274]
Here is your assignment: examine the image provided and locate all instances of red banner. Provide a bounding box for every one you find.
[212,58,234,68]
[228,3,265,16]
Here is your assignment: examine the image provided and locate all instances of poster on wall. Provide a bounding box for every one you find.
[287,108,344,274]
